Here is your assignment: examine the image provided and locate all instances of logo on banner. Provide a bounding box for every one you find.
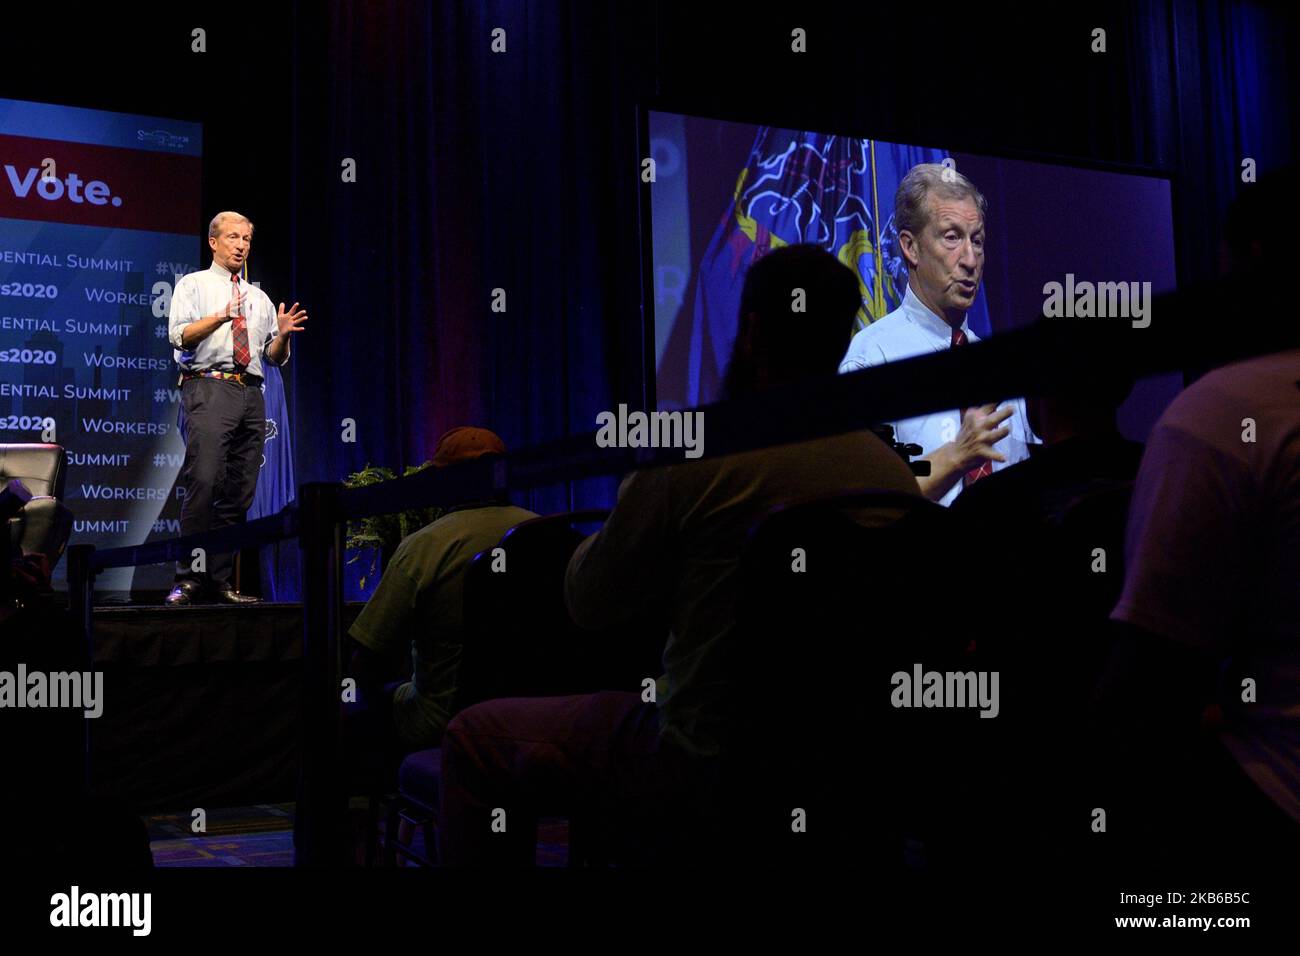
[136,129,191,151]
[259,417,279,470]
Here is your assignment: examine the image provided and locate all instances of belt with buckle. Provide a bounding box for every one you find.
[179,369,263,387]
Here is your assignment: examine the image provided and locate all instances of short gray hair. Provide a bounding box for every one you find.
[208,211,254,239]
[894,163,987,239]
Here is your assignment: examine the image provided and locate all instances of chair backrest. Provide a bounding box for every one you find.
[1054,480,1134,613]
[455,511,612,712]
[725,488,969,741]
[0,444,67,498]
[714,489,990,862]
[1048,480,1136,694]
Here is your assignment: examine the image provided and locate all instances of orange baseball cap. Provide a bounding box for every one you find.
[432,426,507,467]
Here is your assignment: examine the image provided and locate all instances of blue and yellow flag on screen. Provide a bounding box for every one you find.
[688,129,990,406]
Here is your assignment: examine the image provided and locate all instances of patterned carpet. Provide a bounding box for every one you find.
[146,803,296,867]
[144,803,569,866]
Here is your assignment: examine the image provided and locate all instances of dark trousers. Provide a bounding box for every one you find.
[438,691,716,865]
[340,679,412,794]
[174,377,266,590]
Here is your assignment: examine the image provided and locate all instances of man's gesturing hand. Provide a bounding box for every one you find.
[952,404,1013,472]
[277,301,309,336]
[222,289,247,322]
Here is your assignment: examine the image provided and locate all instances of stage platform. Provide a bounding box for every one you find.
[89,602,364,813]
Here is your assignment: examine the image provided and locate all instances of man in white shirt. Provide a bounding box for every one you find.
[840,163,1037,505]
[164,212,308,605]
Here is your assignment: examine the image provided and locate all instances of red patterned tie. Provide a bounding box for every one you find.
[231,271,251,369]
[950,326,993,486]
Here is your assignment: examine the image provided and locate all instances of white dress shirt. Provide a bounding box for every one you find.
[839,284,1037,506]
[168,261,288,379]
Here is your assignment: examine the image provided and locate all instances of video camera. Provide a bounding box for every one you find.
[868,423,930,477]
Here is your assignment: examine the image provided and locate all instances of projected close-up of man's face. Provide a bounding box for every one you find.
[904,194,986,324]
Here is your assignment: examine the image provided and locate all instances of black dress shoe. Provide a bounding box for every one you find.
[214,587,261,605]
[165,581,202,606]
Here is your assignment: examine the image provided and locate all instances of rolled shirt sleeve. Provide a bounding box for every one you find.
[259,294,289,366]
[167,274,200,350]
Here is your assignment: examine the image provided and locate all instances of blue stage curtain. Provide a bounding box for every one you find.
[287,0,649,577]
[1125,0,1295,285]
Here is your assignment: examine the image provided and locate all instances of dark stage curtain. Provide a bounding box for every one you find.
[263,0,1293,602]
[287,1,652,496]
[1125,0,1295,284]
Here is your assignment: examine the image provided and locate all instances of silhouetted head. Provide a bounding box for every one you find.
[432,426,506,467]
[1026,369,1135,445]
[1217,165,1300,354]
[1221,165,1297,278]
[432,426,509,506]
[722,244,863,399]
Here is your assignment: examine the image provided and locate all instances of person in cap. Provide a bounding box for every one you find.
[345,427,536,753]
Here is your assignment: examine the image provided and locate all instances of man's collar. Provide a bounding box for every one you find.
[209,260,237,280]
[901,283,967,340]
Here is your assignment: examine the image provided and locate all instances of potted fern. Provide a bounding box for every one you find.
[342,461,443,589]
